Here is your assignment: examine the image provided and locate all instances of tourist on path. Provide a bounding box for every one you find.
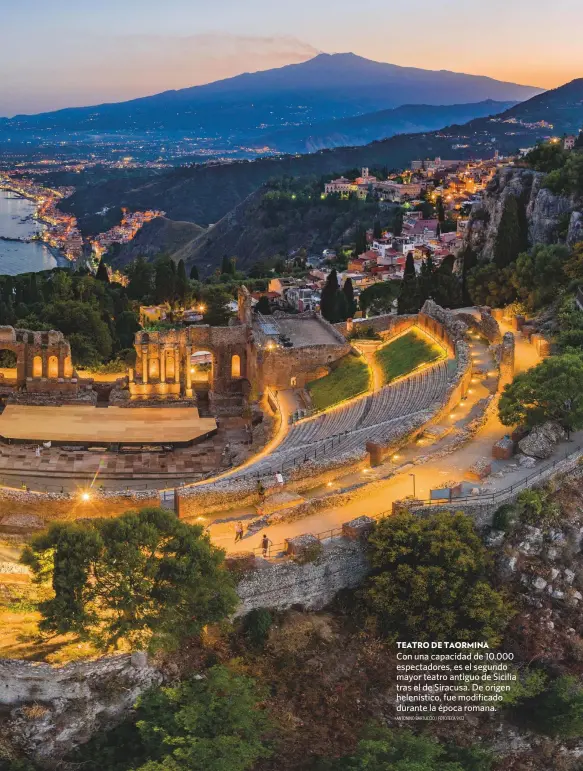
[261,534,273,558]
[235,521,244,542]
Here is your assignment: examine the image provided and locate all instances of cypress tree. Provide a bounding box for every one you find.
[189,264,199,281]
[493,195,527,268]
[354,225,368,256]
[393,208,404,237]
[398,253,420,314]
[320,269,340,322]
[95,260,110,283]
[176,259,189,305]
[342,277,357,317]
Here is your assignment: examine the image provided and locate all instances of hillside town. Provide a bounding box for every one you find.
[267,156,504,313]
[90,207,166,259]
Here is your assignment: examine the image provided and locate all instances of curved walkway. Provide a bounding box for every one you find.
[202,318,546,556]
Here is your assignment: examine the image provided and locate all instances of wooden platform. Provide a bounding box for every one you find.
[0,405,217,447]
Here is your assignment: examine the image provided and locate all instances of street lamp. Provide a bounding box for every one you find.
[409,473,416,499]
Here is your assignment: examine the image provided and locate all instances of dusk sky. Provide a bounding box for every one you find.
[2,0,582,116]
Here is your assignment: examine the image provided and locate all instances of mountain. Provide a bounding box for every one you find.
[483,77,583,135]
[62,78,583,235]
[254,99,517,153]
[110,217,204,268]
[0,53,540,141]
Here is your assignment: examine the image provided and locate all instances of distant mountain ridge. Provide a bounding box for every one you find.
[61,77,583,243]
[0,53,541,139]
[254,99,518,153]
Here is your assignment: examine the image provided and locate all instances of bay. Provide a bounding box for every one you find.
[0,189,68,275]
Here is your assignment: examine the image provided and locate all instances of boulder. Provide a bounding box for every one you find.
[518,454,537,468]
[518,422,567,459]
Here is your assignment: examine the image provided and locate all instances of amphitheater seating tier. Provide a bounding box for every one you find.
[226,360,450,480]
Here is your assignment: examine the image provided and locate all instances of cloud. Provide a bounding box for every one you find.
[0,34,320,116]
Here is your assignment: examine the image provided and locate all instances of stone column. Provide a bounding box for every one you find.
[142,347,149,385]
[41,351,48,379]
[174,346,181,387]
[159,345,166,384]
[185,346,192,397]
[58,352,65,379]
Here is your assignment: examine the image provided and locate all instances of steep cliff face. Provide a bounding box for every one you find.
[1,653,163,767]
[464,166,581,260]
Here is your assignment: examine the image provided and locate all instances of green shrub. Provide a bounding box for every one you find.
[519,675,583,738]
[492,503,517,532]
[365,511,513,644]
[243,608,273,648]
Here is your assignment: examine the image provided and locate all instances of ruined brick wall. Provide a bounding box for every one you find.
[258,341,352,390]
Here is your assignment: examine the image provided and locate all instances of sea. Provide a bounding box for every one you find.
[0,189,68,275]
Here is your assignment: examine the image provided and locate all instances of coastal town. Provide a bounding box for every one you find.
[0,170,165,265]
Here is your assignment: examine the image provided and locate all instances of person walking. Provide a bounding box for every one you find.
[261,534,272,558]
[235,521,244,542]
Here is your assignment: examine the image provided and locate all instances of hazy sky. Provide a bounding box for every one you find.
[2,0,582,116]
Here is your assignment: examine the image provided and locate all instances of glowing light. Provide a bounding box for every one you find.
[362,468,369,474]
[81,491,91,502]
[197,516,206,522]
[449,413,456,419]
[392,454,400,461]
[327,481,333,487]
[198,304,206,313]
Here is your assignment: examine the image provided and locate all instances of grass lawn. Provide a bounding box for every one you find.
[307,353,370,411]
[375,330,445,386]
[0,545,98,662]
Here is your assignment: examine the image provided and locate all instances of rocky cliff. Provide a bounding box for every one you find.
[464,166,582,260]
[1,653,163,767]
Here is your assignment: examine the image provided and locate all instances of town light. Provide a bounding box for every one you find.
[198,304,206,313]
[81,491,91,502]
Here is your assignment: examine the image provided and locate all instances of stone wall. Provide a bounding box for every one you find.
[499,331,515,389]
[235,536,370,615]
[0,489,159,533]
[0,653,162,766]
[456,308,502,344]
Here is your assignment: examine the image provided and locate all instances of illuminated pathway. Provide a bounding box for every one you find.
[201,320,553,556]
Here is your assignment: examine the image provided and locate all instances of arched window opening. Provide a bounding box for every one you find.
[32,355,42,378]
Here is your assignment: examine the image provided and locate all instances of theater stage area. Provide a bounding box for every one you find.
[0,405,217,448]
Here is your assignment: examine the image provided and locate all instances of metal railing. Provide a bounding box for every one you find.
[250,525,344,559]
[245,443,583,561]
[406,442,583,509]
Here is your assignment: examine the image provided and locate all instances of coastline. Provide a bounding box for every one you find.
[0,188,71,272]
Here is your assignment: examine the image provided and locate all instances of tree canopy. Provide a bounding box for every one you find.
[21,507,238,651]
[314,725,494,771]
[365,511,513,644]
[69,665,273,771]
[499,352,583,433]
